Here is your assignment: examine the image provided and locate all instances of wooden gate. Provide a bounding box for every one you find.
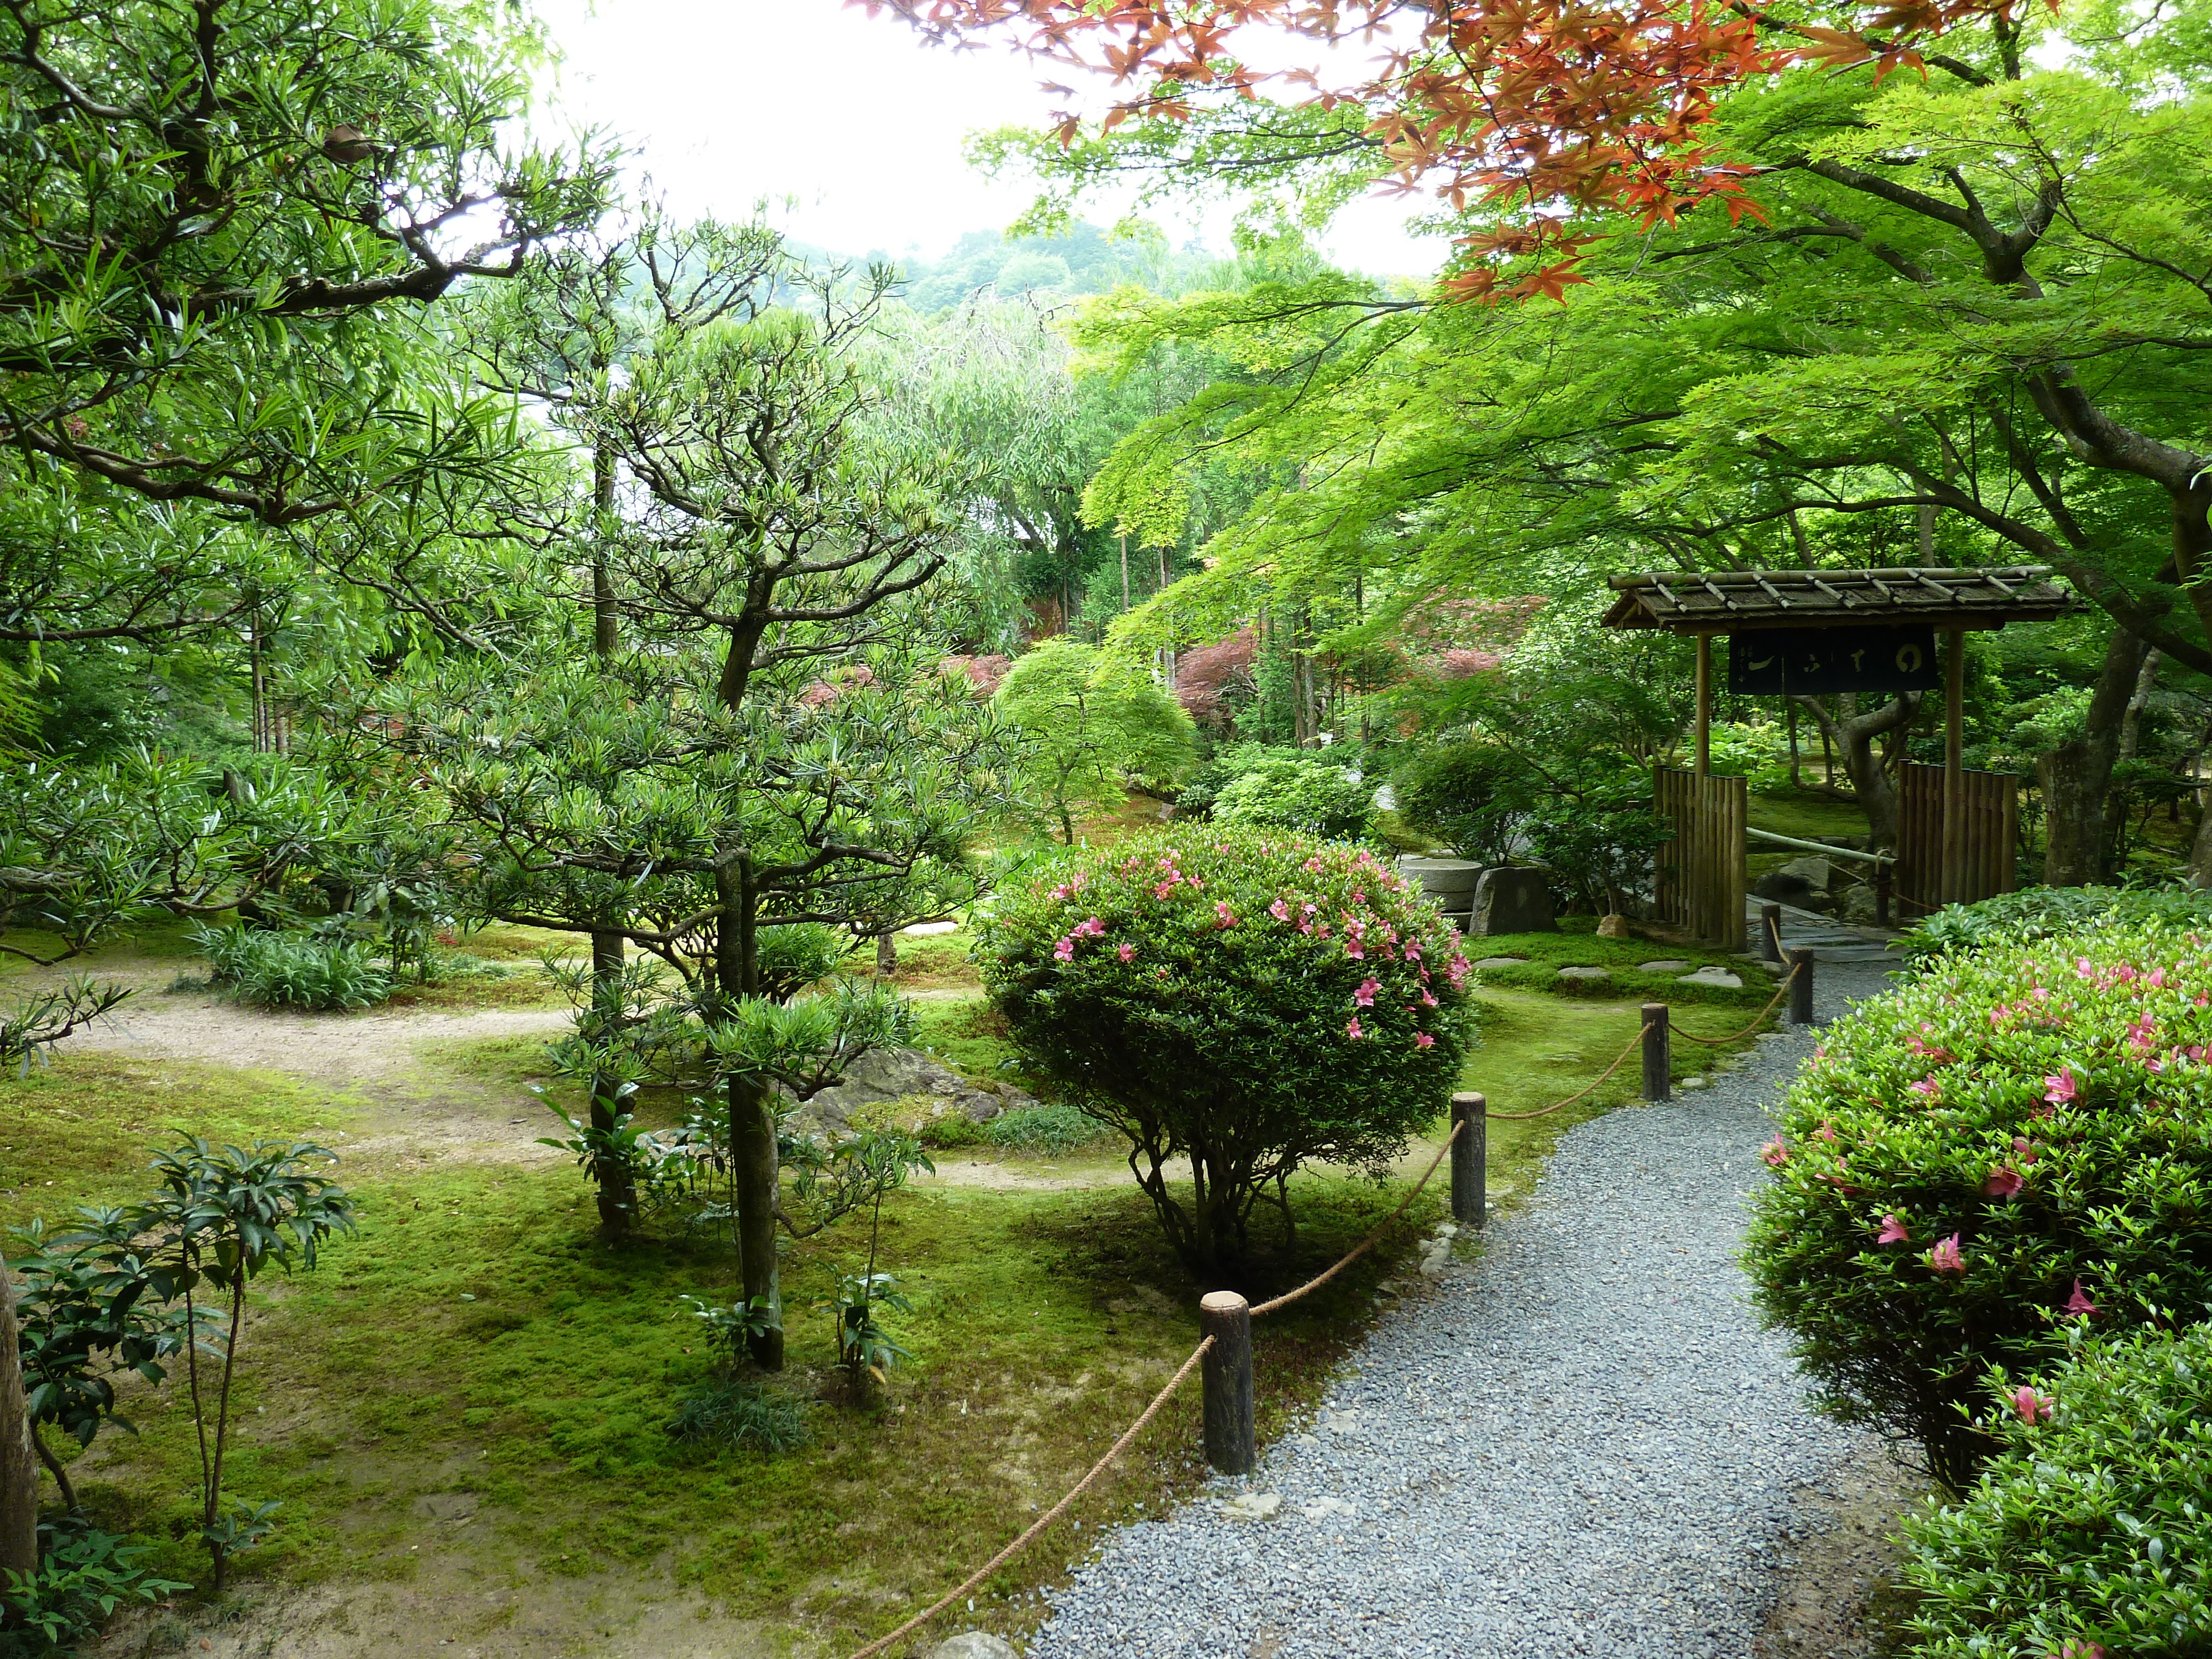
[1653,766,1747,951]
[1895,761,2016,914]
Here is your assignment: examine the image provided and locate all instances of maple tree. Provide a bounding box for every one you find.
[862,0,2021,299]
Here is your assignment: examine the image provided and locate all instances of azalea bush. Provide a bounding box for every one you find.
[975,829,1477,1272]
[1745,922,2212,1491]
[1900,1322,2212,1659]
[1903,885,2212,964]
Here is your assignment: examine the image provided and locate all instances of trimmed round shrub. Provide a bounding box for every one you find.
[974,829,1477,1271]
[1745,921,2212,1490]
[1901,1323,2212,1658]
[1210,753,1375,842]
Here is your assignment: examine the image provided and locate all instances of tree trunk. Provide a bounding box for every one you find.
[587,931,635,1235]
[592,440,619,659]
[1795,693,1922,851]
[2100,648,2161,870]
[2042,627,2154,886]
[714,859,782,1370]
[0,1253,38,1582]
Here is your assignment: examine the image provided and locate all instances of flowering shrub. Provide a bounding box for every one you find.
[974,829,1477,1271]
[1744,921,2212,1490]
[1900,1323,2212,1658]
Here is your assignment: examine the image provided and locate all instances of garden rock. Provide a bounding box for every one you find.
[1776,855,1833,892]
[1595,914,1629,938]
[1751,869,1818,907]
[932,1636,1018,1659]
[1397,857,1488,901]
[1843,885,1882,926]
[791,1046,1035,1129]
[1637,959,1691,973]
[1220,1491,1284,1522]
[1472,956,1526,969]
[1556,966,1609,985]
[1471,867,1556,935]
[1677,966,1743,989]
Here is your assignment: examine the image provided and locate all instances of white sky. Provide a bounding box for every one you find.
[527,0,1445,280]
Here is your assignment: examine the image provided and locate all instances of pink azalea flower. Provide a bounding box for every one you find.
[1876,1213,1911,1245]
[1814,1121,1839,1142]
[1344,941,1365,960]
[2150,967,2167,988]
[1117,942,1135,963]
[2076,957,2096,980]
[1345,1016,1365,1040]
[1353,978,1379,1008]
[1446,956,1470,988]
[1405,938,1423,961]
[2044,1068,2078,1107]
[1269,899,1291,922]
[1419,988,1438,1008]
[1983,1166,2025,1199]
[2055,1643,2107,1659]
[2065,1279,2100,1318]
[2008,1385,2054,1425]
[1053,937,1074,963]
[2126,1014,2158,1055]
[1081,916,1106,937]
[1908,1078,1940,1100]
[1760,1136,1791,1169]
[1413,1031,1434,1049]
[1928,1234,1967,1275]
[1214,901,1237,930]
[2012,1136,2039,1165]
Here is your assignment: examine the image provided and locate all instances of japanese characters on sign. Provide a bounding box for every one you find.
[1726,627,1942,696]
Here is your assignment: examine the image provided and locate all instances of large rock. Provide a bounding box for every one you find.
[1777,855,1833,891]
[789,1046,1035,1129]
[1751,870,1818,909]
[1397,857,1488,900]
[1470,867,1556,935]
[931,1636,1018,1659]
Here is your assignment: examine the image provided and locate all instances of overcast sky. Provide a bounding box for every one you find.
[527,0,1444,279]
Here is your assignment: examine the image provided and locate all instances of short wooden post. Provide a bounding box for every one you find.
[1641,1003,1671,1102]
[1874,865,1893,929]
[1759,902,1783,964]
[1198,1291,1256,1475]
[1450,1092,1486,1228]
[1786,947,1817,1027]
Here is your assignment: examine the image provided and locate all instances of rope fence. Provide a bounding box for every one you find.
[838,947,1819,1657]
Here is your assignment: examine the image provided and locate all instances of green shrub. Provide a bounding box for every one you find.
[1391,740,1524,862]
[1,1522,190,1658]
[983,1100,1105,1154]
[1904,885,2212,964]
[189,924,390,1011]
[1744,921,2212,1490]
[664,1379,810,1454]
[1901,1323,2212,1658]
[915,1111,984,1150]
[1211,752,1375,842]
[975,829,1477,1270]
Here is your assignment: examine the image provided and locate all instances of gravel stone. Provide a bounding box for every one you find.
[1030,959,1895,1659]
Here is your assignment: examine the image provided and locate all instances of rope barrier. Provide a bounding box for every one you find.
[1667,960,1800,1048]
[842,1335,1215,1659]
[1484,1021,1652,1123]
[1247,1117,1464,1318]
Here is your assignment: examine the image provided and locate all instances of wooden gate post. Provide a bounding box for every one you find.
[1786,948,1817,1027]
[1199,1292,1256,1475]
[1450,1092,1486,1228]
[1641,1004,1671,1102]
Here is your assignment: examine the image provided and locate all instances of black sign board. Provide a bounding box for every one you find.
[1727,627,1941,696]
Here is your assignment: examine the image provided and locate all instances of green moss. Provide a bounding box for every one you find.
[1748,788,1870,843]
[1465,928,1780,1006]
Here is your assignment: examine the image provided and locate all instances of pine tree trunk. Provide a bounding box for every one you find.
[0,1254,38,1582]
[715,859,783,1370]
[2042,628,2154,886]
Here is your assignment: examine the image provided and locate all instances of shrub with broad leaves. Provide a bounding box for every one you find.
[975,829,1477,1272]
[1900,1322,2212,1658]
[1744,922,2212,1491]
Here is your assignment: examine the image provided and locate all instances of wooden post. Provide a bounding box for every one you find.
[1198,1291,1256,1475]
[1641,1004,1671,1102]
[1874,865,1893,928]
[1450,1093,1486,1228]
[1760,902,1783,964]
[1694,634,1713,778]
[1943,628,1965,904]
[1786,947,1817,1027]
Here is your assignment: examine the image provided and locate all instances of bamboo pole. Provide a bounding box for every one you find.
[1694,635,1712,778]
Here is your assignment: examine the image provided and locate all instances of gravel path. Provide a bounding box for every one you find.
[1029,959,1895,1659]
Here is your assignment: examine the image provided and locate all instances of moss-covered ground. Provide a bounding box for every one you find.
[7,910,1782,1656]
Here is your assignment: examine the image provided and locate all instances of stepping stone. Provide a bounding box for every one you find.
[1637,959,1691,973]
[902,920,959,936]
[1557,966,1611,983]
[1473,956,1527,969]
[1680,1076,1710,1091]
[932,1636,1018,1659]
[1677,966,1743,989]
[1219,1491,1283,1522]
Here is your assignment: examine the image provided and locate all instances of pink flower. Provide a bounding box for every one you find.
[1877,1213,1911,1245]
[1080,916,1105,937]
[1117,942,1135,963]
[1446,956,1470,988]
[1418,988,1438,1008]
[1760,1136,1791,1169]
[2150,967,2167,988]
[1344,940,1365,960]
[1269,899,1291,922]
[2043,1068,2078,1107]
[1908,1078,1940,1100]
[2064,1279,2100,1319]
[2126,1013,2158,1055]
[2076,957,2096,980]
[1928,1234,1967,1275]
[1413,1031,1434,1050]
[1053,937,1074,963]
[2008,1385,2054,1425]
[2054,1643,2106,1659]
[1405,938,1423,961]
[1345,1016,1365,1040]
[1154,880,1179,900]
[2012,1136,2040,1165]
[1984,1166,2025,1200]
[1214,901,1237,929]
[1353,978,1379,1008]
